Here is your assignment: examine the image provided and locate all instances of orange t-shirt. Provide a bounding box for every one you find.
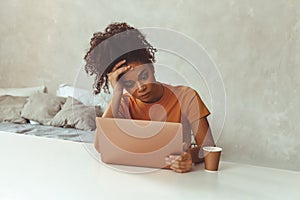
[118,83,210,146]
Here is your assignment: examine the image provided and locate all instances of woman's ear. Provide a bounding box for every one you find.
[149,63,155,73]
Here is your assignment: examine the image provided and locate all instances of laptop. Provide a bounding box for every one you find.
[95,117,183,168]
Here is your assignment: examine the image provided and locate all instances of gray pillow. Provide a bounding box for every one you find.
[51,97,102,131]
[21,93,66,125]
[0,95,28,123]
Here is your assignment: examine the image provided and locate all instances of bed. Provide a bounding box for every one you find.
[0,84,111,144]
[0,122,95,143]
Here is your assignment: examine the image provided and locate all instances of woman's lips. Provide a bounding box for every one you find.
[139,92,150,99]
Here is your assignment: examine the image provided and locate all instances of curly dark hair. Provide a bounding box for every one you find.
[84,22,157,94]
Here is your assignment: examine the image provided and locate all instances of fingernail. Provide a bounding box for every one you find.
[169,155,180,159]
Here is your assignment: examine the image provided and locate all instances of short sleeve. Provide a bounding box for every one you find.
[182,89,210,124]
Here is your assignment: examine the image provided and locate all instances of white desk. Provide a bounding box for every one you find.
[0,131,299,200]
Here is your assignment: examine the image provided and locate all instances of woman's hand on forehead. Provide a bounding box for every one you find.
[107,59,133,92]
[111,60,127,72]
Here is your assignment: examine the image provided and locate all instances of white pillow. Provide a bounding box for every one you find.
[56,84,111,110]
[0,86,46,97]
[29,120,40,125]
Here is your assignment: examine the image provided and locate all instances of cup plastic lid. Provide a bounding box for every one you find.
[203,146,222,152]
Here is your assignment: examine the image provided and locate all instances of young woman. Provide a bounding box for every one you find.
[84,22,215,173]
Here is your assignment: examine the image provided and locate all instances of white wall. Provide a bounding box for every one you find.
[0,0,299,171]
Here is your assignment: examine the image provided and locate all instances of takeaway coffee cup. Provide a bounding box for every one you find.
[203,146,222,172]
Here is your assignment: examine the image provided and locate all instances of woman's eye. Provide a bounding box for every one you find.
[123,82,134,88]
[140,72,148,80]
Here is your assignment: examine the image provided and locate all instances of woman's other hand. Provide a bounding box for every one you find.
[107,60,132,93]
[165,152,193,173]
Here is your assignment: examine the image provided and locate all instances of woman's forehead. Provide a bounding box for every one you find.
[126,61,149,67]
[122,63,151,80]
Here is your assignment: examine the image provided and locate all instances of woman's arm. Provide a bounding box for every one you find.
[94,90,123,152]
[102,90,123,118]
[166,117,215,173]
[94,60,132,152]
[101,60,132,118]
[189,117,215,163]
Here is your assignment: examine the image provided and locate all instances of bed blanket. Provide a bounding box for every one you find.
[0,122,94,143]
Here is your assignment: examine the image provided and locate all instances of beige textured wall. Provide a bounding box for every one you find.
[0,0,299,171]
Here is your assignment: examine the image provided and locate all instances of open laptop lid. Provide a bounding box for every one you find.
[95,117,183,169]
